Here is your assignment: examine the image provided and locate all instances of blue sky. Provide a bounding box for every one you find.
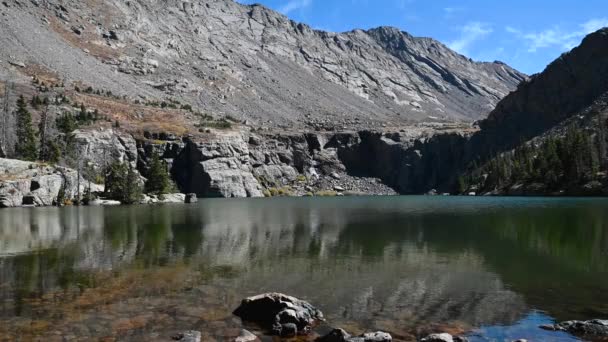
[235,0,608,74]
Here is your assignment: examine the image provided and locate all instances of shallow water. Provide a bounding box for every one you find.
[0,196,607,341]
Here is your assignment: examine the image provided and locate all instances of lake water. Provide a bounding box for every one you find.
[0,196,607,341]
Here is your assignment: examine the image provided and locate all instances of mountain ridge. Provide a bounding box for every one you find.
[0,0,525,130]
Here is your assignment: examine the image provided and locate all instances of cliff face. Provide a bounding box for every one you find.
[137,127,469,198]
[0,0,524,129]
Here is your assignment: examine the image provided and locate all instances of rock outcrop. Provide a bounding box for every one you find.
[0,158,102,207]
[74,128,139,172]
[167,127,471,198]
[233,293,324,337]
[172,131,264,198]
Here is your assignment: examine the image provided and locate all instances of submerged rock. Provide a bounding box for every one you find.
[234,329,259,342]
[171,330,201,342]
[420,333,468,342]
[316,328,392,342]
[233,293,324,336]
[540,319,608,338]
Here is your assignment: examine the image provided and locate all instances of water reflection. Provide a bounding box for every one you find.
[0,197,607,340]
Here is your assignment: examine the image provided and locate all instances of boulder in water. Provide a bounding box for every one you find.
[233,293,323,336]
[171,330,201,342]
[540,319,608,338]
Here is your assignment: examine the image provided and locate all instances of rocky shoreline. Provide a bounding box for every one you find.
[169,292,608,342]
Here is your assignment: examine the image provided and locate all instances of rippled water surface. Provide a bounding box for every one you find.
[1,196,608,341]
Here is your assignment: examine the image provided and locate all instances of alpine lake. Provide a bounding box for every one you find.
[1,196,607,341]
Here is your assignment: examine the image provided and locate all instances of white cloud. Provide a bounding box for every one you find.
[507,18,608,52]
[278,0,312,15]
[580,18,608,35]
[443,7,464,18]
[448,22,493,55]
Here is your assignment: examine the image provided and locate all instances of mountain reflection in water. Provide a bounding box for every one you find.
[0,197,607,341]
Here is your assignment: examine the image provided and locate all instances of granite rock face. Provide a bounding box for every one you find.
[173,131,264,198]
[167,127,470,197]
[0,0,525,129]
[0,158,102,207]
[73,128,139,172]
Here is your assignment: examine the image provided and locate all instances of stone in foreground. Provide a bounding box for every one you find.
[233,293,324,336]
[420,333,468,342]
[234,329,259,342]
[171,330,201,342]
[316,328,392,341]
[540,319,608,338]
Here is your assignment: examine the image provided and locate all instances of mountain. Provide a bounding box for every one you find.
[4,0,605,202]
[0,0,525,129]
[461,29,608,195]
[474,28,608,156]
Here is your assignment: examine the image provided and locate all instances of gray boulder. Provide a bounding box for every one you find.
[420,333,468,342]
[233,293,324,336]
[171,330,201,342]
[234,329,259,342]
[185,193,198,204]
[89,199,121,206]
[158,193,186,203]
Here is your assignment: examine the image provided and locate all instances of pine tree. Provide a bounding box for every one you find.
[543,137,561,186]
[14,95,38,161]
[38,103,49,161]
[47,139,61,164]
[145,152,170,195]
[78,104,87,123]
[56,112,77,134]
[124,165,143,204]
[105,161,142,204]
[56,112,78,157]
[457,175,468,194]
[105,161,127,200]
[30,95,42,109]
